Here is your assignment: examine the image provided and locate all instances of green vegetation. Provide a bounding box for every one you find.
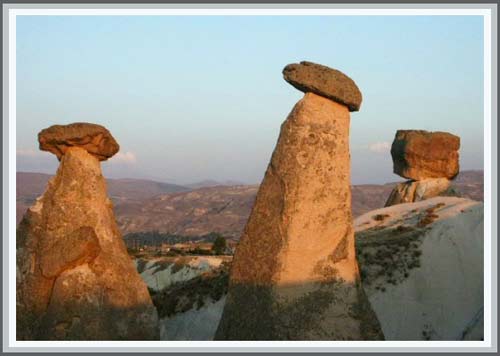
[150,262,231,318]
[212,235,227,255]
[356,223,426,291]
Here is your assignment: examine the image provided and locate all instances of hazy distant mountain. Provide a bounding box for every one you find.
[115,185,258,238]
[16,172,190,224]
[16,170,483,237]
[451,170,484,201]
[106,178,189,202]
[186,179,247,189]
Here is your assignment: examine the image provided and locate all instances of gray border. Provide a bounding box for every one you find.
[1,1,498,354]
[491,3,498,355]
[1,2,499,7]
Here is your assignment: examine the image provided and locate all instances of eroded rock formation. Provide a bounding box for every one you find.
[355,197,483,340]
[385,178,453,206]
[283,61,362,111]
[391,130,460,180]
[38,122,119,161]
[17,123,158,340]
[215,62,384,340]
[386,130,461,207]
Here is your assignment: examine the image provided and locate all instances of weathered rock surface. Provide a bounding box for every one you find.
[215,91,383,340]
[384,178,454,207]
[355,197,483,340]
[391,130,460,180]
[283,61,362,111]
[17,146,158,340]
[38,122,119,161]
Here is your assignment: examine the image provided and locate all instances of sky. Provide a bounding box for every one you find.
[16,15,484,185]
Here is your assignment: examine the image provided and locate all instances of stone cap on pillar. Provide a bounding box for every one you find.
[282,61,362,112]
[38,122,120,161]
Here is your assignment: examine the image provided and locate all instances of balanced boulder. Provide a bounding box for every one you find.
[17,123,158,340]
[38,122,119,161]
[283,61,362,111]
[391,130,460,180]
[386,130,461,207]
[215,63,383,340]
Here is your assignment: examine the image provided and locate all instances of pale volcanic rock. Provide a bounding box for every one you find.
[384,178,452,207]
[17,146,158,340]
[391,130,460,180]
[355,197,483,340]
[282,61,362,111]
[215,90,383,340]
[38,122,119,161]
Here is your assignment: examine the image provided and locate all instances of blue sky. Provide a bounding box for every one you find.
[16,15,484,184]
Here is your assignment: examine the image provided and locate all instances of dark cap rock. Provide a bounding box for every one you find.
[282,61,362,111]
[391,130,460,180]
[38,122,119,161]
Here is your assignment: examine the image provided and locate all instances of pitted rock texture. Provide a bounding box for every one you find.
[391,130,460,180]
[16,147,158,340]
[215,93,384,340]
[384,178,453,207]
[283,61,362,111]
[38,122,119,161]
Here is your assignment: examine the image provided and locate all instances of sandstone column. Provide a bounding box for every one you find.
[385,130,460,206]
[215,61,384,340]
[17,123,158,340]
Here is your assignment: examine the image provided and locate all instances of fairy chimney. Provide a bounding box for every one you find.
[17,122,158,340]
[215,61,384,340]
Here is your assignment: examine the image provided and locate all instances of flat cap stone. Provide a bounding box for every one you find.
[282,61,362,111]
[391,130,460,180]
[38,122,119,161]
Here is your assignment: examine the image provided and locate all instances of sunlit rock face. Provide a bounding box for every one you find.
[384,178,453,207]
[38,122,119,161]
[17,125,158,340]
[391,130,460,181]
[215,63,384,340]
[385,130,461,207]
[283,61,363,112]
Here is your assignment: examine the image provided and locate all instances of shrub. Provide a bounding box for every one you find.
[372,214,390,221]
[212,235,227,255]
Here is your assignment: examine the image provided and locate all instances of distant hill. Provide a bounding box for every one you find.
[451,170,484,201]
[186,179,246,189]
[115,185,258,238]
[16,172,190,224]
[16,170,483,238]
[351,169,484,212]
[106,178,189,202]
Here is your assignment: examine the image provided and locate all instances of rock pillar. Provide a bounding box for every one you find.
[215,62,384,340]
[17,123,158,340]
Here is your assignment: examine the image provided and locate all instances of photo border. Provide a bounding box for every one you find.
[2,1,497,354]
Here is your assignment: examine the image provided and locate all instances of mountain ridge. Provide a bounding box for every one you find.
[17,170,483,238]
